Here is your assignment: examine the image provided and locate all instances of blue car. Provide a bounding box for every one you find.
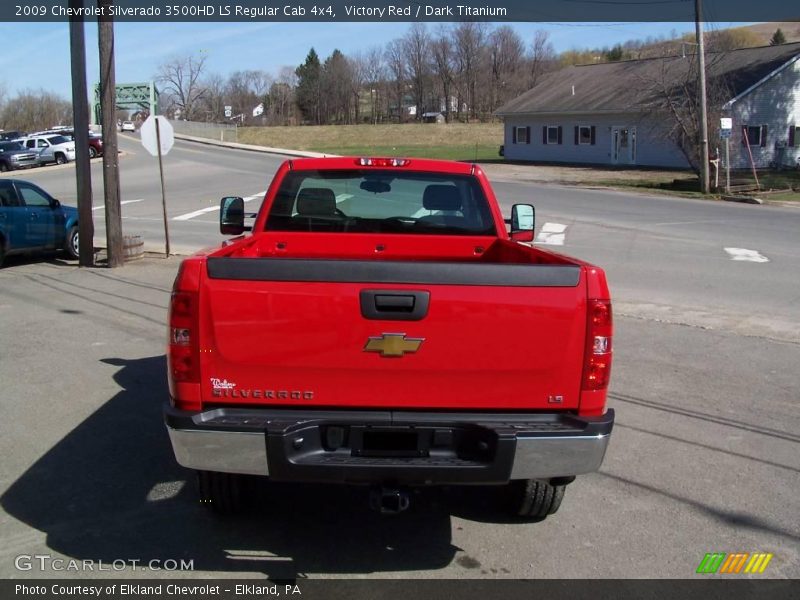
[0,179,80,266]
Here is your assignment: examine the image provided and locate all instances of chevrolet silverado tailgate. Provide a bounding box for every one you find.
[199,257,587,411]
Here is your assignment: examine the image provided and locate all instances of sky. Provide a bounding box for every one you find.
[0,20,752,100]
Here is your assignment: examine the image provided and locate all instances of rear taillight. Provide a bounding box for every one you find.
[168,291,199,384]
[582,299,613,391]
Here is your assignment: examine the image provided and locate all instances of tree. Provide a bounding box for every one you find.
[385,39,407,122]
[770,28,787,46]
[200,73,225,122]
[295,48,322,124]
[431,27,456,122]
[225,70,272,124]
[640,54,731,176]
[321,49,352,124]
[528,31,556,89]
[0,89,71,132]
[488,26,526,112]
[362,46,386,124]
[155,53,208,121]
[452,22,487,120]
[403,23,431,120]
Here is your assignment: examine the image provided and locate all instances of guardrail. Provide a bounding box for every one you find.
[168,120,238,143]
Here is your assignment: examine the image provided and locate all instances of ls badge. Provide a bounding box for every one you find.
[364,333,425,357]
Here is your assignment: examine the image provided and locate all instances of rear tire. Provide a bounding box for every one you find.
[197,470,245,515]
[507,479,566,520]
[88,147,97,159]
[64,226,79,260]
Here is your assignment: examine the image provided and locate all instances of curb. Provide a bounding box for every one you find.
[172,133,338,159]
[721,195,763,205]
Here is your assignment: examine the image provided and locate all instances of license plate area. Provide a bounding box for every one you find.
[352,427,426,458]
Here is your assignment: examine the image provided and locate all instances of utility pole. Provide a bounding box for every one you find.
[68,0,94,267]
[98,0,123,267]
[695,0,710,194]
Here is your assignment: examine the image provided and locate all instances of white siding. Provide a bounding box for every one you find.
[503,113,689,168]
[727,57,800,170]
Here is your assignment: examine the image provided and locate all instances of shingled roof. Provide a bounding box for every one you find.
[495,42,800,116]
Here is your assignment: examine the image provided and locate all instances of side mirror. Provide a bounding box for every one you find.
[220,196,250,235]
[510,204,535,242]
[51,199,61,209]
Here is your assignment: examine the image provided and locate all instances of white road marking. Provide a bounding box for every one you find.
[172,191,265,221]
[172,205,219,221]
[92,199,144,211]
[724,248,769,263]
[535,222,567,246]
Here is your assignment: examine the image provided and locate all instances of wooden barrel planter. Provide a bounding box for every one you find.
[122,235,144,262]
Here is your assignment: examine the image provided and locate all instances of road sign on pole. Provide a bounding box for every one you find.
[224,105,232,118]
[140,115,174,157]
[140,115,174,257]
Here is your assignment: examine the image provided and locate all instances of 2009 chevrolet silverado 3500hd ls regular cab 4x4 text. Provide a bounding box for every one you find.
[165,157,614,519]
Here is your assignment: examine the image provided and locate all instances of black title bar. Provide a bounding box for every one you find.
[3,1,799,22]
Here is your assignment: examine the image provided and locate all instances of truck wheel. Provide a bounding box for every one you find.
[507,479,565,520]
[197,470,245,515]
[65,226,79,260]
[0,162,8,172]
[88,147,97,158]
[55,153,67,165]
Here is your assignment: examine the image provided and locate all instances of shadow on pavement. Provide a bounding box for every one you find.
[1,355,486,578]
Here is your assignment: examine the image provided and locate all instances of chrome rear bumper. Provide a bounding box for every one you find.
[165,406,613,483]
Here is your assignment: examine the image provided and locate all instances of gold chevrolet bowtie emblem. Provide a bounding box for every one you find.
[364,333,424,357]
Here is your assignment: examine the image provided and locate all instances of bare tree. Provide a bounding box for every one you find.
[529,30,556,89]
[385,39,407,122]
[403,23,431,120]
[362,46,386,124]
[348,52,367,123]
[0,89,71,132]
[266,66,297,125]
[640,53,730,175]
[452,22,487,120]
[200,73,226,122]
[488,26,526,112]
[431,27,456,122]
[155,54,208,120]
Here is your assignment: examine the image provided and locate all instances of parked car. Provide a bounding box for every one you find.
[19,134,76,165]
[0,179,79,266]
[121,121,136,132]
[0,131,26,142]
[0,141,39,171]
[39,129,104,158]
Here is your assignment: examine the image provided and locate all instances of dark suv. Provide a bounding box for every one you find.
[0,141,39,171]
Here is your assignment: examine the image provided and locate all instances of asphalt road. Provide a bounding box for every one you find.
[0,138,797,579]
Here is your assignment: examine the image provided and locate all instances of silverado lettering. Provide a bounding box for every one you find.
[165,157,615,519]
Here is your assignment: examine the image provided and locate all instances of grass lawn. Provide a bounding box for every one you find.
[237,123,503,161]
[590,170,800,201]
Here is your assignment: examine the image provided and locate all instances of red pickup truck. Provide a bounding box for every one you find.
[165,157,614,519]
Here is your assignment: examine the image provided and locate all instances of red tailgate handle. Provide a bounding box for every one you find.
[360,290,430,321]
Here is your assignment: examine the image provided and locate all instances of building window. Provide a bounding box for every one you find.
[546,126,559,144]
[789,125,799,147]
[576,125,596,145]
[743,125,765,146]
[514,126,529,144]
